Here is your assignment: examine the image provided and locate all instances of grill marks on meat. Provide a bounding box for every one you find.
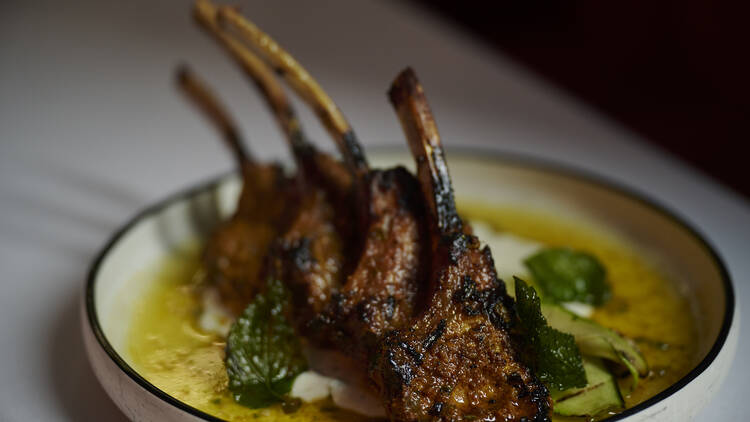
[374,235,549,421]
[371,68,551,421]
[274,180,347,331]
[308,168,425,361]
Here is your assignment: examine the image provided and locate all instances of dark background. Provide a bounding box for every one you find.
[415,1,749,197]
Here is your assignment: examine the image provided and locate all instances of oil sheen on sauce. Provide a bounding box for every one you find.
[126,204,698,422]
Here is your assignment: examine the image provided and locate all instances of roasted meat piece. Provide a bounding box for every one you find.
[200,166,291,314]
[176,66,295,314]
[306,166,425,361]
[371,68,551,421]
[270,150,354,331]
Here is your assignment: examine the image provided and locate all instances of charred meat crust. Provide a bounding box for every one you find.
[272,183,347,331]
[371,235,551,421]
[342,130,369,178]
[305,167,427,361]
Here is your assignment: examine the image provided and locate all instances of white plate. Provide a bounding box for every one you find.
[82,148,737,421]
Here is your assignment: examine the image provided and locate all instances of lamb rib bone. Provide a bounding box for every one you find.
[372,67,551,421]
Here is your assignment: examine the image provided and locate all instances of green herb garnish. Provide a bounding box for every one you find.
[541,303,647,391]
[514,277,586,391]
[225,278,307,408]
[524,248,611,306]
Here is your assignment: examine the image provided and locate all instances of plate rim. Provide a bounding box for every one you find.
[84,146,735,421]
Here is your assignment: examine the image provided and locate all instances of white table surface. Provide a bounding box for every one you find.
[1,1,746,420]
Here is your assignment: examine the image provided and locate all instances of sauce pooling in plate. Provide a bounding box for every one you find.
[126,204,698,421]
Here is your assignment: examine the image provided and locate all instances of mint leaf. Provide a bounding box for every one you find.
[515,277,586,391]
[541,303,648,385]
[524,248,611,306]
[226,278,307,408]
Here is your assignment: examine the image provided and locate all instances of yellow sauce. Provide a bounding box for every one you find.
[127,205,698,421]
[461,204,698,420]
[127,245,374,422]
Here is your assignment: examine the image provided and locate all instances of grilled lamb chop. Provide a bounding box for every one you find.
[371,68,551,421]
[305,166,425,359]
[176,66,293,314]
[218,5,427,363]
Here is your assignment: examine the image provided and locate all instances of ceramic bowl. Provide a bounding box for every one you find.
[82,148,737,421]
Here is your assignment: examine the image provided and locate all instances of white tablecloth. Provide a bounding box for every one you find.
[1,1,746,420]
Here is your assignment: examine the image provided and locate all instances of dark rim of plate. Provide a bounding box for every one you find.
[85,146,735,422]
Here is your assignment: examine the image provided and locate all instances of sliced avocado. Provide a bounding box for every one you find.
[541,303,648,384]
[552,357,624,417]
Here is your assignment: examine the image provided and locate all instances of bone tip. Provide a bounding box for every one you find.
[388,67,421,105]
